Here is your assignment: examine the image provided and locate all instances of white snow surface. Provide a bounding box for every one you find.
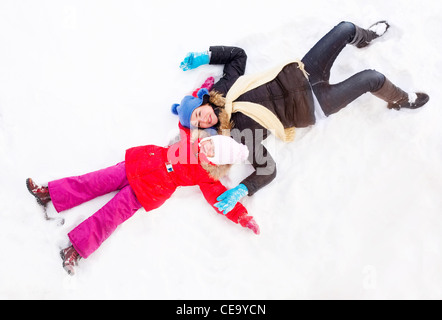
[1,0,442,299]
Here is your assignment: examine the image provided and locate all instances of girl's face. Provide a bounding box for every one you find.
[190,104,219,128]
[199,139,215,158]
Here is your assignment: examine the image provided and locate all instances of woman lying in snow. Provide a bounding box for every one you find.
[26,121,259,276]
[173,21,430,215]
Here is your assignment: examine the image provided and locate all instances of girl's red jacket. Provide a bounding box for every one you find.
[125,124,251,226]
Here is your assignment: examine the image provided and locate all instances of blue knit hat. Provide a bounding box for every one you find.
[172,88,210,128]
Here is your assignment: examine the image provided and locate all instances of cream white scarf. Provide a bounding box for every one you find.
[223,60,309,142]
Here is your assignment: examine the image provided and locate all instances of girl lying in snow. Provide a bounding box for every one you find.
[26,119,259,276]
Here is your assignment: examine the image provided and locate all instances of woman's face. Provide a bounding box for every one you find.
[190,104,219,128]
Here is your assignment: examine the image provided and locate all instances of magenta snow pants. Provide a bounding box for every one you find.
[48,162,142,259]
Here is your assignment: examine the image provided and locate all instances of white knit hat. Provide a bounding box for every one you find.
[199,135,249,165]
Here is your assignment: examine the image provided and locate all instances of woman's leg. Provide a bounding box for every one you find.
[301,21,428,115]
[302,21,387,85]
[68,185,142,259]
[314,69,386,116]
[302,21,357,85]
[48,161,129,213]
[312,68,429,116]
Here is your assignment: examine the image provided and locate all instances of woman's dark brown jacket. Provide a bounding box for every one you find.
[208,46,316,196]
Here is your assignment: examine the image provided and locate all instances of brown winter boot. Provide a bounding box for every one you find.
[26,178,51,207]
[60,245,81,276]
[372,78,430,110]
[351,21,390,48]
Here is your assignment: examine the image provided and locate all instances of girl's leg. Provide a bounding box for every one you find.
[314,69,386,116]
[68,185,142,259]
[48,161,128,213]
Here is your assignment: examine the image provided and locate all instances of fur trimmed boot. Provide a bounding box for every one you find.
[372,78,430,110]
[351,21,390,48]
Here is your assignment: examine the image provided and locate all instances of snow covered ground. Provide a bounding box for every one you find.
[1,0,441,299]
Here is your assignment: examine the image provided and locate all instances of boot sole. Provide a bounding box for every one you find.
[368,20,390,37]
[390,93,430,110]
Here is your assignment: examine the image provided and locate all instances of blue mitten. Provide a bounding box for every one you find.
[214,184,249,215]
[180,51,210,71]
